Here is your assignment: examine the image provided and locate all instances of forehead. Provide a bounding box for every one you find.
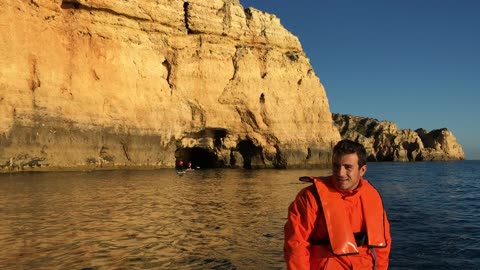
[333,153,359,165]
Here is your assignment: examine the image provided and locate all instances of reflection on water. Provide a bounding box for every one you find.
[2,162,480,270]
[0,169,326,270]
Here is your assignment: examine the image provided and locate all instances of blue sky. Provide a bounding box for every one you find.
[240,0,479,160]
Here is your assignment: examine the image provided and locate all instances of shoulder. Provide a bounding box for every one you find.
[297,184,317,199]
[359,179,385,205]
[360,178,381,194]
[293,184,319,208]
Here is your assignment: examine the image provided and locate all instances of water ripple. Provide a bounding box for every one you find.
[0,164,479,269]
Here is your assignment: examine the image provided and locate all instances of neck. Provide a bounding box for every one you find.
[333,178,363,195]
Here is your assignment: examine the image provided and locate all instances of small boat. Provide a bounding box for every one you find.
[176,170,186,176]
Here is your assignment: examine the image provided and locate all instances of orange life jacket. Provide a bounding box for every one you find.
[300,176,388,256]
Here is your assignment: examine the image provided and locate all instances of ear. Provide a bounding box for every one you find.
[359,164,367,177]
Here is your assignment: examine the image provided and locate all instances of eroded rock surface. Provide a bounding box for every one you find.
[0,0,340,171]
[332,114,465,161]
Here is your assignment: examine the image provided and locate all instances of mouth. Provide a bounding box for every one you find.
[336,177,348,184]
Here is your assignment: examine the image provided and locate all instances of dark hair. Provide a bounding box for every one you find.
[333,139,367,167]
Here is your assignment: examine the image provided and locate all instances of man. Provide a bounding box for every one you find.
[284,139,391,269]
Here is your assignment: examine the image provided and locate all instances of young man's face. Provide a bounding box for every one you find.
[332,153,367,191]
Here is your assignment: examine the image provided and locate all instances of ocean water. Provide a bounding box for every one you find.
[0,161,479,269]
[368,161,480,269]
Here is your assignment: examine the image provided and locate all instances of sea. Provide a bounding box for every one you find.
[0,161,479,270]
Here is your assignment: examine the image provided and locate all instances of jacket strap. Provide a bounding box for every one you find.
[361,182,388,248]
[314,178,360,256]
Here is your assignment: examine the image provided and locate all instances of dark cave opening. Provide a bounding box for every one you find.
[237,139,263,169]
[176,147,218,169]
[61,1,80,9]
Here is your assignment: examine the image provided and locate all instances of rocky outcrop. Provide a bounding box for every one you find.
[332,114,465,161]
[0,0,341,172]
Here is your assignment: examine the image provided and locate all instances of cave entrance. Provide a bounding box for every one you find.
[175,147,217,169]
[237,139,263,169]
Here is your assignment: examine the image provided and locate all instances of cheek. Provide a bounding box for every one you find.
[348,171,359,179]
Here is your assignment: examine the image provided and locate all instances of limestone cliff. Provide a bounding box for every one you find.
[332,114,465,161]
[0,0,341,171]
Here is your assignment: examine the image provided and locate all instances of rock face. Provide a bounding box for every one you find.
[332,114,465,161]
[0,0,341,171]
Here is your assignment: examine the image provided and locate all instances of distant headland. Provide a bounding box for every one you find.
[332,114,464,162]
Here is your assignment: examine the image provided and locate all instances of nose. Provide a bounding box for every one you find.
[337,166,347,176]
